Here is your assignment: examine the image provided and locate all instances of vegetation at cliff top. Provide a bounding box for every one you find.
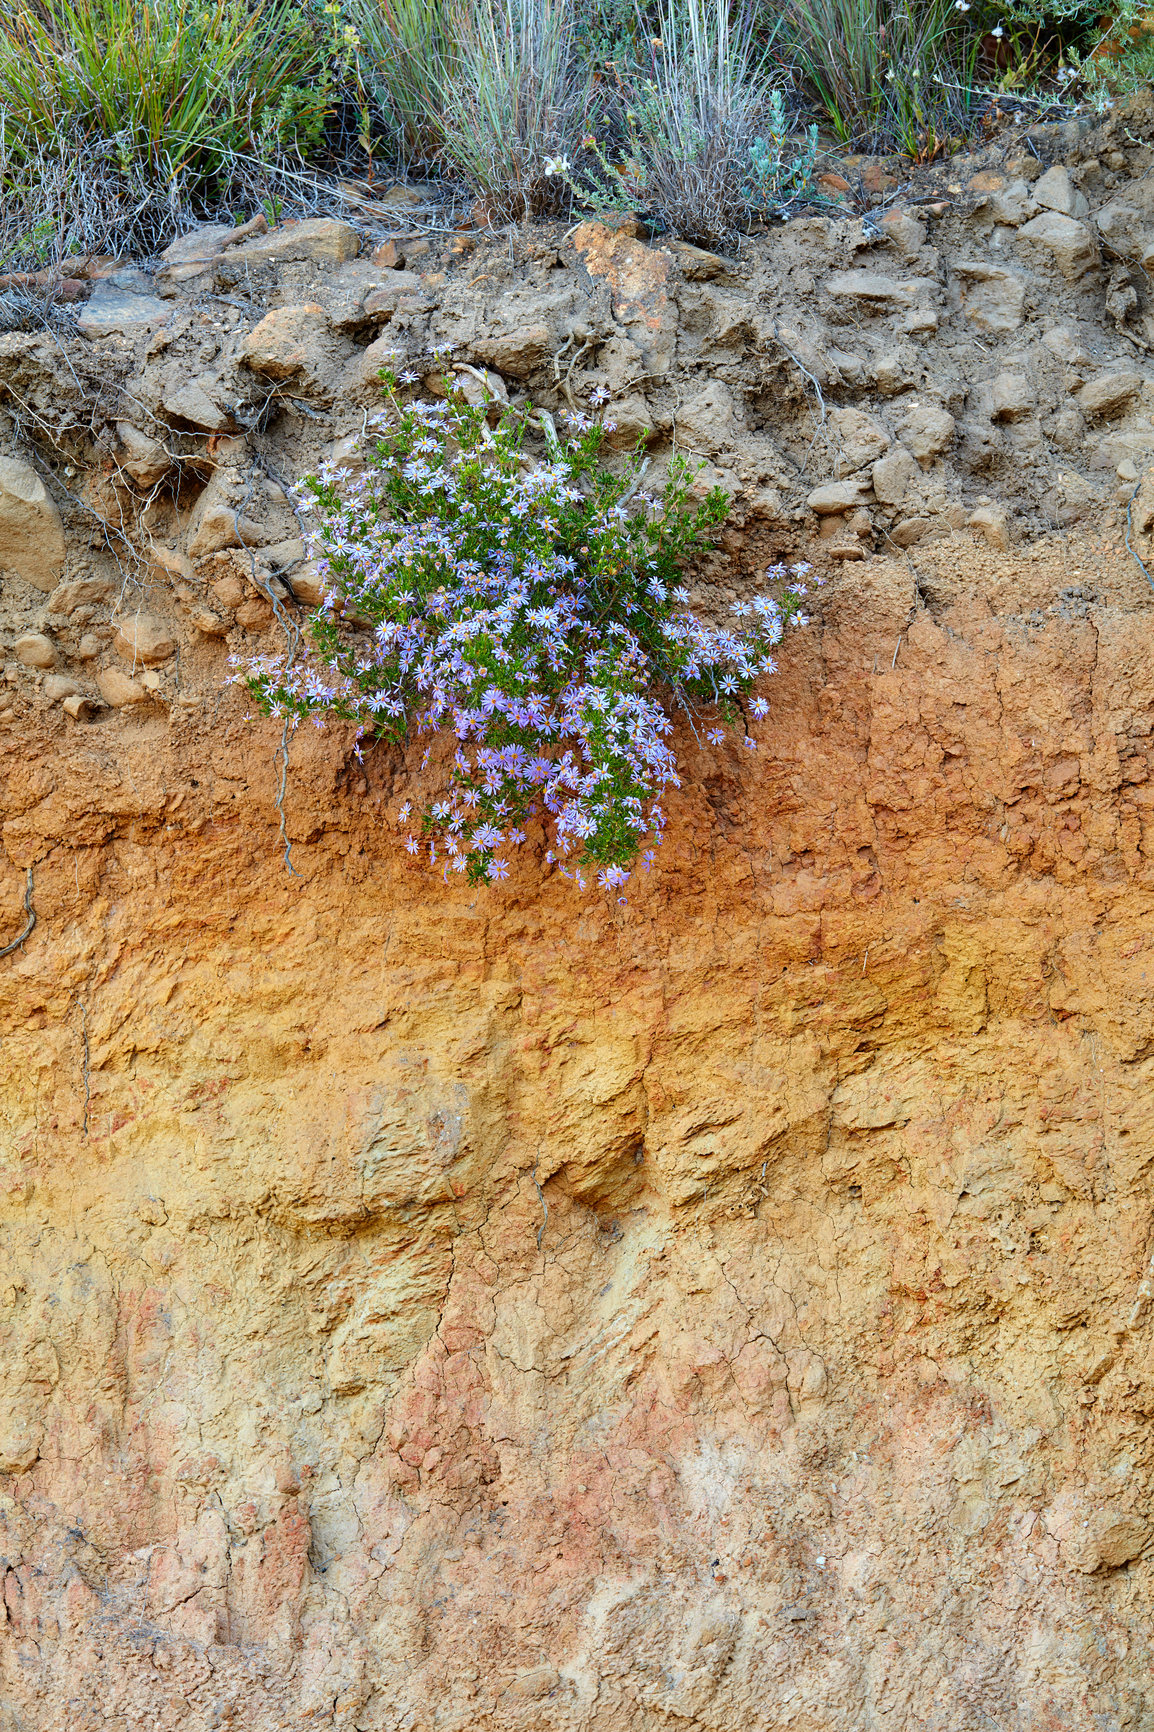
[1,0,1151,267]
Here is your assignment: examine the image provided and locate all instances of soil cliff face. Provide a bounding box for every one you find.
[3,549,1154,1732]
[3,105,1154,1732]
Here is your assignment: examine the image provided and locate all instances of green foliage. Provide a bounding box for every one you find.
[344,0,452,162]
[0,0,331,189]
[747,88,819,212]
[548,0,799,244]
[570,0,643,66]
[238,376,812,890]
[607,0,780,243]
[784,0,979,153]
[1063,8,1154,95]
[436,0,596,220]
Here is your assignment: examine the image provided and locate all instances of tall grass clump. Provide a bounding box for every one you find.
[557,0,814,244]
[0,128,185,268]
[606,0,780,244]
[345,0,817,236]
[435,0,595,219]
[0,0,331,180]
[344,0,450,163]
[784,0,979,153]
[0,0,340,265]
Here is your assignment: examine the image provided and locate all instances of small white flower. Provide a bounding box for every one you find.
[543,155,571,177]
[886,68,895,80]
[991,22,1003,36]
[954,2,969,10]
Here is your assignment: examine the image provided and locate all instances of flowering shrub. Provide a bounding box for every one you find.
[236,374,813,890]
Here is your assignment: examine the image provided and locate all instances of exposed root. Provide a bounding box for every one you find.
[0,866,36,959]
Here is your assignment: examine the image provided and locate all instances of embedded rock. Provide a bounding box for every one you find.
[1046,1493,1152,1574]
[286,563,325,605]
[990,373,1035,421]
[878,211,927,256]
[362,272,429,320]
[157,214,269,285]
[321,261,417,330]
[1018,212,1098,281]
[872,350,919,394]
[982,178,1033,227]
[829,407,889,473]
[240,303,334,381]
[148,545,192,581]
[890,514,931,545]
[96,665,148,705]
[115,423,171,487]
[162,375,234,433]
[602,392,656,449]
[1068,1514,1151,1574]
[0,455,66,591]
[46,576,114,616]
[1032,165,1089,220]
[823,271,922,308]
[186,473,264,558]
[572,222,676,372]
[222,218,360,271]
[807,477,873,513]
[1042,324,1093,367]
[13,632,56,668]
[113,614,176,666]
[872,446,918,506]
[451,363,508,408]
[953,262,1027,335]
[257,539,307,571]
[894,402,956,462]
[968,503,1010,548]
[1095,199,1149,260]
[189,607,227,637]
[43,674,81,702]
[1078,369,1144,418]
[77,285,173,340]
[664,239,735,279]
[470,325,552,379]
[676,380,739,452]
[62,693,100,720]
